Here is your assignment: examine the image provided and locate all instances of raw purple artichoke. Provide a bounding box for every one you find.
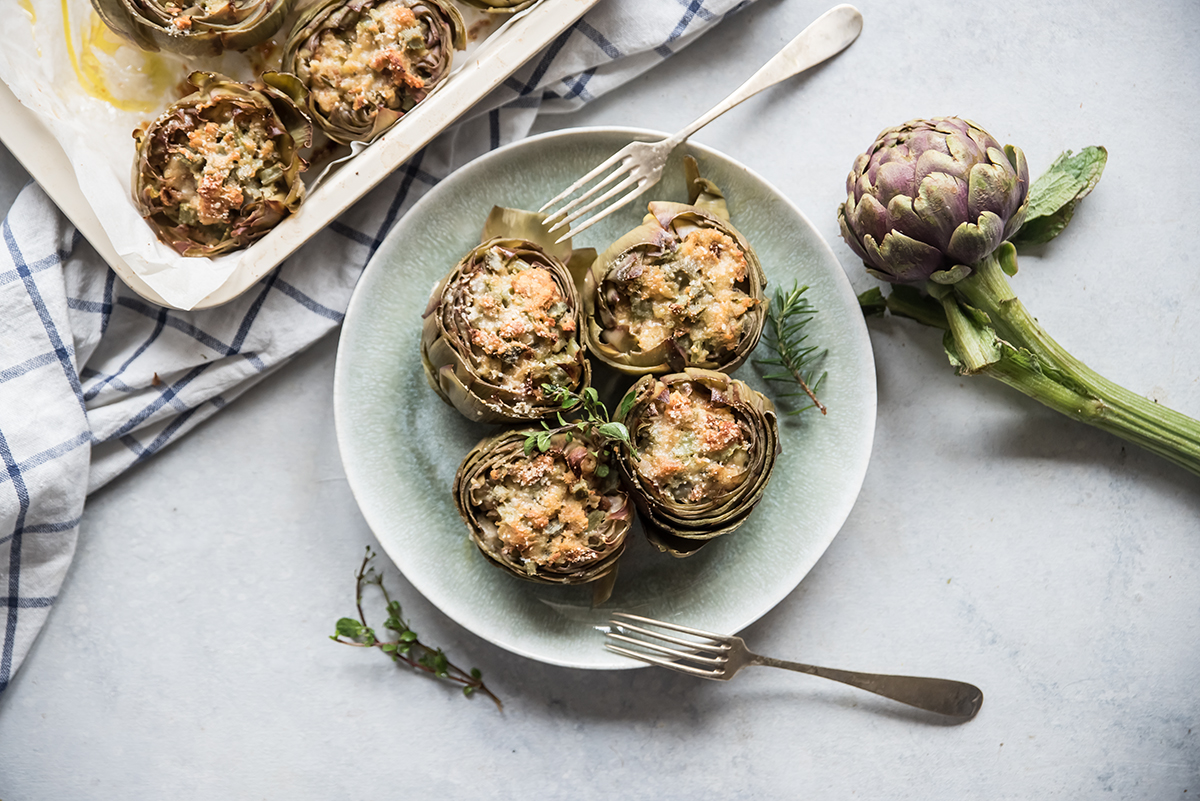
[838,117,1030,285]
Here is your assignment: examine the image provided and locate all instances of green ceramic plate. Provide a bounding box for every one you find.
[334,127,876,668]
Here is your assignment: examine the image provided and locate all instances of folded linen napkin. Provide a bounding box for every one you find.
[0,0,757,692]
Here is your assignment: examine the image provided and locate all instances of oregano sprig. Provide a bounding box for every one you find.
[754,282,828,415]
[331,548,501,710]
[522,384,636,473]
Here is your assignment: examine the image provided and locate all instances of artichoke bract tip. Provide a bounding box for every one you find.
[839,116,1030,285]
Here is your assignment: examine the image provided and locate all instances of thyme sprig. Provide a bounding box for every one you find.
[331,548,502,710]
[755,282,828,415]
[523,385,636,473]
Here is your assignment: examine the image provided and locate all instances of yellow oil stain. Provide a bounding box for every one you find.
[61,2,178,113]
[19,0,42,57]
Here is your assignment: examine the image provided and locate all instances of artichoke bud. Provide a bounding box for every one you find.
[584,157,768,376]
[421,207,592,424]
[282,0,467,144]
[91,0,293,56]
[132,71,312,257]
[615,369,779,558]
[838,117,1030,285]
[454,428,632,587]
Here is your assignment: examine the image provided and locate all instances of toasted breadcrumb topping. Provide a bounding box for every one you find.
[454,246,579,397]
[611,227,757,364]
[477,451,609,572]
[162,112,281,228]
[633,381,750,503]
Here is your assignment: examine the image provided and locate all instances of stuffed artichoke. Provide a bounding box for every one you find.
[92,0,291,56]
[584,157,768,376]
[133,71,312,257]
[422,207,593,424]
[282,0,466,144]
[616,369,779,557]
[459,0,536,11]
[454,428,633,592]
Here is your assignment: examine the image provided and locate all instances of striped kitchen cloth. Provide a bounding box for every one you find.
[0,0,758,692]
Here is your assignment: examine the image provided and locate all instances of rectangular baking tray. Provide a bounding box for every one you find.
[0,0,601,309]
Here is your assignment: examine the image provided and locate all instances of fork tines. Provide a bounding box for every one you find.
[604,612,729,679]
[537,152,651,242]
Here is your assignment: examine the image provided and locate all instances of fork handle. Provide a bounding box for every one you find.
[755,656,984,719]
[669,4,864,146]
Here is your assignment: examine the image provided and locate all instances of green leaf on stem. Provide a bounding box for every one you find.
[857,287,888,317]
[336,618,364,638]
[1011,146,1107,247]
[331,547,503,710]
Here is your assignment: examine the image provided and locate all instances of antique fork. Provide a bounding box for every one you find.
[539,4,864,242]
[605,613,984,720]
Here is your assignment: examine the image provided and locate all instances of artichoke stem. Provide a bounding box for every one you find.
[950,250,1200,476]
[937,291,999,374]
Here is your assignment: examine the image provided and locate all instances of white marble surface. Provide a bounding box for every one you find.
[2,1,1199,797]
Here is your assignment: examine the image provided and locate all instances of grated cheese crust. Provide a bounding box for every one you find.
[611,227,757,364]
[633,381,751,503]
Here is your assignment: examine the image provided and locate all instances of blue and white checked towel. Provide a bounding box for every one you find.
[0,0,756,692]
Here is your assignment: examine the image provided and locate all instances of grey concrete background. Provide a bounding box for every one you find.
[1,1,1198,797]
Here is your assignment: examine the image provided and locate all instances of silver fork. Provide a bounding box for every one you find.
[605,612,984,720]
[539,4,864,242]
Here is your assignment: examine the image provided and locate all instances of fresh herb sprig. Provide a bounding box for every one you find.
[523,385,636,473]
[755,282,828,415]
[331,548,501,710]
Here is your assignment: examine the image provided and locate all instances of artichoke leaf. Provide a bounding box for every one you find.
[90,0,292,56]
[458,0,537,11]
[282,0,466,144]
[481,206,574,264]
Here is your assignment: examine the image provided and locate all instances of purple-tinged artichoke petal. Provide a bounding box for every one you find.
[91,0,292,56]
[838,116,1030,285]
[866,230,944,284]
[912,171,969,251]
[459,0,536,10]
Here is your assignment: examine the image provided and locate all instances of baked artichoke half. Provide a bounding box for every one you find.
[282,0,466,144]
[616,368,780,557]
[91,0,291,56]
[454,428,633,592]
[584,157,768,376]
[459,0,537,11]
[422,207,594,424]
[133,71,312,257]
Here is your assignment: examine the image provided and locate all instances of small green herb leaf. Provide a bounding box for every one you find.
[595,422,629,443]
[331,547,503,710]
[336,618,364,638]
